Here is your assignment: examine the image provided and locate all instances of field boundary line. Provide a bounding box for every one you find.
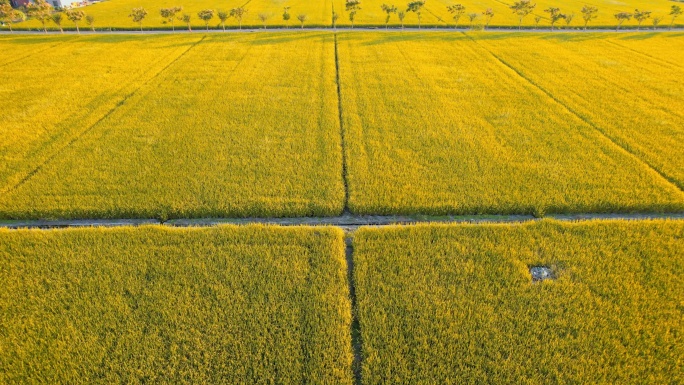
[466,33,684,193]
[1,213,683,230]
[0,36,207,198]
[334,32,351,211]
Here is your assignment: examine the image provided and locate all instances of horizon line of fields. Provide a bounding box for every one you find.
[1,32,683,220]
[9,0,684,31]
[1,220,683,382]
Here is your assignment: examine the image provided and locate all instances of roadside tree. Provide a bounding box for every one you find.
[160,7,182,31]
[346,0,361,28]
[65,9,85,34]
[447,4,465,29]
[381,4,397,29]
[198,9,213,30]
[614,12,632,31]
[129,7,148,32]
[633,9,651,30]
[581,5,598,30]
[510,0,536,30]
[406,1,425,29]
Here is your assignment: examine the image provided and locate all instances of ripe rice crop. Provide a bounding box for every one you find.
[0,33,344,219]
[337,32,684,215]
[0,225,353,384]
[353,220,684,383]
[473,32,684,189]
[13,0,682,30]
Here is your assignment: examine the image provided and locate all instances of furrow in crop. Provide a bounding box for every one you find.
[468,34,684,193]
[0,36,207,197]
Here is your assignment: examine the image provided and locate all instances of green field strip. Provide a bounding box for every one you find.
[0,33,345,220]
[473,33,684,190]
[0,34,205,192]
[0,225,353,384]
[353,220,684,383]
[337,32,684,216]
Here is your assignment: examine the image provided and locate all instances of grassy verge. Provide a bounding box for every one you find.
[354,220,684,383]
[0,225,352,384]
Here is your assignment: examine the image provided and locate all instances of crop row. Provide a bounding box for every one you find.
[1,220,682,382]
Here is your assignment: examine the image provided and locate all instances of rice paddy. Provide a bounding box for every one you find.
[353,220,684,383]
[0,225,353,383]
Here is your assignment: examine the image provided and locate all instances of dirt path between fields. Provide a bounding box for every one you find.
[1,213,683,230]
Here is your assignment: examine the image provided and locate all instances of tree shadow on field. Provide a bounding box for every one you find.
[0,35,79,45]
[618,32,684,40]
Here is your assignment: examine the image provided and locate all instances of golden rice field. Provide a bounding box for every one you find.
[353,220,684,383]
[1,32,683,219]
[0,225,353,383]
[0,33,344,219]
[12,0,683,30]
[338,32,684,215]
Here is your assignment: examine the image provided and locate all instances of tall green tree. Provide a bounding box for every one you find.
[447,4,465,29]
[381,4,397,29]
[581,5,598,30]
[230,6,247,29]
[406,0,425,29]
[346,0,361,28]
[65,9,85,34]
[509,0,536,30]
[160,7,182,31]
[129,7,148,32]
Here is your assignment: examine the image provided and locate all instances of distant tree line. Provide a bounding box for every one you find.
[2,0,682,32]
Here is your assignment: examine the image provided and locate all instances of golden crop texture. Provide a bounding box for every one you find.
[0,33,344,219]
[354,220,684,383]
[0,225,353,384]
[2,32,683,219]
[337,32,684,215]
[13,0,683,30]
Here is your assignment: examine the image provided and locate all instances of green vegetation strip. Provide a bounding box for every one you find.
[0,225,353,384]
[354,220,684,383]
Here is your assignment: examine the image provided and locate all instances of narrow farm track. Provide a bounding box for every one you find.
[1,212,683,230]
[0,36,207,198]
[466,34,684,194]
